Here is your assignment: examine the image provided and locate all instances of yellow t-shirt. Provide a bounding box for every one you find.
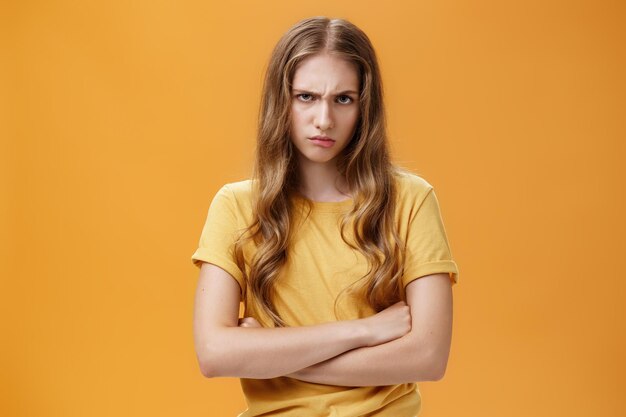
[191,171,459,416]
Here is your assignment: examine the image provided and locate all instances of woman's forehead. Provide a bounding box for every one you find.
[292,55,359,93]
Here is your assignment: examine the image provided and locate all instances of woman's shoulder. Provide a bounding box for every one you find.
[218,178,255,205]
[222,178,254,194]
[393,167,435,198]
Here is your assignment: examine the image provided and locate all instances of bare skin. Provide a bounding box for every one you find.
[239,300,412,347]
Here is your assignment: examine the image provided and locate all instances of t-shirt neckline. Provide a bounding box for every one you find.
[291,193,353,213]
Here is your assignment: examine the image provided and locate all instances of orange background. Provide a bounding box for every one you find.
[2,1,625,416]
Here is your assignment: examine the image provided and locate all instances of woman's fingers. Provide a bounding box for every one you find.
[359,300,412,346]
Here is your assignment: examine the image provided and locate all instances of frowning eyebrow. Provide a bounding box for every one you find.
[292,88,359,96]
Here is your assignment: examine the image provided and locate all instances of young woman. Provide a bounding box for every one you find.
[191,16,459,417]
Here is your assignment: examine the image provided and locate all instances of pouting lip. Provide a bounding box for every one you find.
[309,136,335,141]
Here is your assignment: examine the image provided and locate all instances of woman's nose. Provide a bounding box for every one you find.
[314,101,333,131]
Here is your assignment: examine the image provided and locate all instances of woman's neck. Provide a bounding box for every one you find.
[297,160,351,202]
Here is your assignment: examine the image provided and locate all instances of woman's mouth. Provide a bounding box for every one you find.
[309,138,335,148]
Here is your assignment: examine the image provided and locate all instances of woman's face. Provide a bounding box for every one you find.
[289,52,360,166]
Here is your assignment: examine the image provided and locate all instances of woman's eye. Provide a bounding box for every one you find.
[337,95,353,104]
[295,94,353,104]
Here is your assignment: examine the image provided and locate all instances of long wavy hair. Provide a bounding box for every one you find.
[233,16,411,327]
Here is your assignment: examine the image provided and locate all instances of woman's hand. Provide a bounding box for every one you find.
[359,301,412,347]
[238,317,262,328]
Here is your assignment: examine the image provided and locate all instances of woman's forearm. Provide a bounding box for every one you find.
[199,320,368,379]
[284,330,439,386]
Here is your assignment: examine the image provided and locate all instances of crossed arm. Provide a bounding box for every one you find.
[194,262,453,385]
[241,273,454,386]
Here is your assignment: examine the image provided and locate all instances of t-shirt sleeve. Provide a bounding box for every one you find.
[402,186,459,289]
[191,184,245,299]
